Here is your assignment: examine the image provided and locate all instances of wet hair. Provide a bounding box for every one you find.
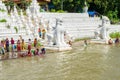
[29,39,31,41]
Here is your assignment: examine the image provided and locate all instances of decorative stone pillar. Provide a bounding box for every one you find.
[83,1,88,13]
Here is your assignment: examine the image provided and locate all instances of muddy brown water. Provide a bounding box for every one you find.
[0,42,120,80]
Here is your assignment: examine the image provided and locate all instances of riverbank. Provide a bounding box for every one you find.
[1,38,119,61]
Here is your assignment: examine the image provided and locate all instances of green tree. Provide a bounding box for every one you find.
[19,0,31,11]
[52,0,86,12]
[52,0,120,23]
[4,0,14,13]
[87,0,120,22]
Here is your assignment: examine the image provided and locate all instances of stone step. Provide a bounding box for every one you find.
[65,29,95,32]
[63,18,101,22]
[0,34,34,42]
[64,25,99,28]
[0,33,25,37]
[63,20,101,23]
[67,30,95,34]
[69,33,95,39]
[40,13,89,18]
[63,21,101,25]
[0,29,26,34]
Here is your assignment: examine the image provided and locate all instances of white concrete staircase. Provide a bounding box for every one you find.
[0,12,34,42]
[40,13,102,39]
[0,23,33,42]
[1,12,120,44]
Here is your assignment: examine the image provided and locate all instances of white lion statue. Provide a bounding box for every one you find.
[94,16,110,40]
[46,18,69,47]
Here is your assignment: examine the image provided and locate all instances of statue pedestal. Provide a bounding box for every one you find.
[45,18,72,51]
[45,45,72,51]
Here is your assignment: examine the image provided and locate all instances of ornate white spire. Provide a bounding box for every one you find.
[0,0,7,11]
[29,0,40,16]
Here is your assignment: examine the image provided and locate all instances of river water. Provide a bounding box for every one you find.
[0,43,120,80]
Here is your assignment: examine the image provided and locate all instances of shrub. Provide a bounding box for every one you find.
[40,9,45,12]
[50,9,56,12]
[0,19,7,22]
[50,9,66,13]
[109,32,120,38]
[107,10,119,24]
[14,26,18,33]
[56,10,65,13]
[6,25,10,29]
[0,9,5,12]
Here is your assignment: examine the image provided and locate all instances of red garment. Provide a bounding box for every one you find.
[11,40,14,44]
[17,41,21,51]
[38,28,41,32]
[17,44,21,51]
[34,40,37,47]
[28,45,31,51]
[28,51,32,56]
[35,49,39,55]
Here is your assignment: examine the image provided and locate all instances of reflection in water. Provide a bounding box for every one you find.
[0,44,120,80]
[0,61,2,77]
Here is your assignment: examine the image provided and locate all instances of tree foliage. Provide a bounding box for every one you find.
[19,0,30,10]
[4,0,14,13]
[52,0,120,21]
[52,0,85,12]
[4,0,30,13]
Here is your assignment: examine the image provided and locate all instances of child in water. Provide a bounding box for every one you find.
[115,37,119,44]
[33,48,39,56]
[108,39,113,45]
[68,40,72,46]
[40,45,46,54]
[84,40,88,46]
